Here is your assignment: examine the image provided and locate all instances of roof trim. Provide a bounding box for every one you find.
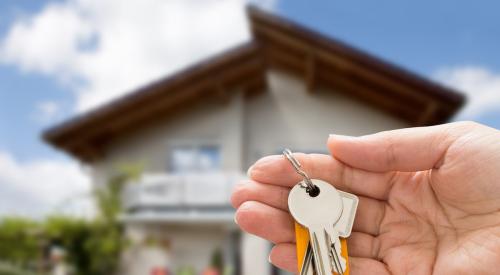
[43,42,266,161]
[248,6,465,124]
[43,6,465,162]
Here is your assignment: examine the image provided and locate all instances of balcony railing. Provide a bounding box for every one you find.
[122,172,244,223]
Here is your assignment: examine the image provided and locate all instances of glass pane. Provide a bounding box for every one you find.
[198,146,220,171]
[171,147,197,173]
[170,145,220,173]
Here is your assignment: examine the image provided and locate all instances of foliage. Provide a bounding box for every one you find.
[0,218,41,269]
[209,248,223,272]
[0,167,138,275]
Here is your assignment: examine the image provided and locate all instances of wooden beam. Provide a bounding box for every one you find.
[66,142,105,162]
[243,74,267,97]
[213,80,230,104]
[415,101,438,126]
[56,56,266,152]
[265,45,304,71]
[317,69,422,122]
[305,51,316,92]
[219,58,266,86]
[253,23,435,107]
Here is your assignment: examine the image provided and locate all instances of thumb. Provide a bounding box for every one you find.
[327,122,466,172]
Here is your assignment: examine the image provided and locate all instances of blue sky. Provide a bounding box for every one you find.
[0,0,499,217]
[279,1,500,74]
[1,0,499,161]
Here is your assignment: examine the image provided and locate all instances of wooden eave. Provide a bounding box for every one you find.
[43,6,465,163]
[43,42,266,162]
[248,6,465,126]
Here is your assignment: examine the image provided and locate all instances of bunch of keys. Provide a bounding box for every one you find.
[283,149,359,275]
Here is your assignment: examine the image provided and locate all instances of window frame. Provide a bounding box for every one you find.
[166,139,222,173]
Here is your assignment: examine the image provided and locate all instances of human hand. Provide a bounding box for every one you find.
[231,121,500,274]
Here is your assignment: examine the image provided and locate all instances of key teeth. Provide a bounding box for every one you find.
[324,227,347,274]
[331,240,347,272]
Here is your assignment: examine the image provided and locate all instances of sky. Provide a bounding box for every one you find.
[0,0,499,218]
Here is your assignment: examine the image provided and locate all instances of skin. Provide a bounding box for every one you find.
[231,121,500,274]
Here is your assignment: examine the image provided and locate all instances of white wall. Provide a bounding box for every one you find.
[91,93,245,186]
[121,223,238,275]
[89,69,410,275]
[91,69,408,185]
[243,70,409,165]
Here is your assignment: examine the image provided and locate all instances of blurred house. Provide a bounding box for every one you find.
[43,6,464,275]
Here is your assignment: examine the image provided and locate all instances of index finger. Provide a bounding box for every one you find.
[248,153,395,200]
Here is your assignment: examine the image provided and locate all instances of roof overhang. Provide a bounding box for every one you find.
[248,7,465,125]
[43,42,266,162]
[43,6,465,163]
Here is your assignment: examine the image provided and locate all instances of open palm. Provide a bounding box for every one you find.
[231,122,500,274]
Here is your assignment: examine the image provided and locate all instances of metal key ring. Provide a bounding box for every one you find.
[283,149,318,195]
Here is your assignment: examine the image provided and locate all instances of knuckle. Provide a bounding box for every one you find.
[231,181,252,208]
[278,187,290,209]
[452,120,481,131]
[382,135,398,168]
[235,201,261,232]
[234,201,253,227]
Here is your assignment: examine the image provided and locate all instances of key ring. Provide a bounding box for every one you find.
[283,148,319,196]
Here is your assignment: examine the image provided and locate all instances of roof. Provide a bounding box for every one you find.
[43,6,465,162]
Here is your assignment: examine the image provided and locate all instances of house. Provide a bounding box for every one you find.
[43,6,465,275]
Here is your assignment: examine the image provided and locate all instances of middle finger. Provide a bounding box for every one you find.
[233,180,385,235]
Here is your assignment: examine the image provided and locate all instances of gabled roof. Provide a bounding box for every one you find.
[43,6,465,162]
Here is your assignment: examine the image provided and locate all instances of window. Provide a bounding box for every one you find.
[170,145,221,173]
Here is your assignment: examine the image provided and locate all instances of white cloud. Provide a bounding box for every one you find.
[434,66,500,118]
[0,0,277,219]
[0,2,94,80]
[0,151,94,219]
[33,100,61,123]
[0,0,278,112]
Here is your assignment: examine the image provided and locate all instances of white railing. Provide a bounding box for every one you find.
[123,172,243,210]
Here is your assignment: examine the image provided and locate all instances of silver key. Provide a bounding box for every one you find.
[330,190,359,273]
[300,244,315,275]
[289,179,343,275]
[336,191,359,238]
[299,191,359,274]
[300,242,345,275]
[330,235,346,274]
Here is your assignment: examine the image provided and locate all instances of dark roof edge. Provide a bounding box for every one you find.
[43,41,261,143]
[247,5,466,106]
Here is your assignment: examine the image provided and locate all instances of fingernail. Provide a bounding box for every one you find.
[268,254,272,263]
[329,134,358,142]
[233,215,238,225]
[246,165,254,178]
[255,155,282,166]
[329,134,353,139]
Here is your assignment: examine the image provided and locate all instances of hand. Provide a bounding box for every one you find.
[231,121,500,274]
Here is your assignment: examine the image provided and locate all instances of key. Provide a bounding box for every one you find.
[335,191,359,238]
[329,190,359,273]
[283,149,358,275]
[331,190,359,273]
[299,244,315,275]
[299,191,359,274]
[330,234,346,274]
[289,179,344,275]
[300,242,347,275]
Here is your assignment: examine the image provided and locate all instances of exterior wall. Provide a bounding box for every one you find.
[244,70,409,166]
[121,223,238,275]
[91,93,245,186]
[88,69,411,275]
[92,69,409,190]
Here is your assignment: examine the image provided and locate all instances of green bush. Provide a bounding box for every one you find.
[0,168,136,275]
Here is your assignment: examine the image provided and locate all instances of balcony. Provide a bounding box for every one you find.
[121,172,244,224]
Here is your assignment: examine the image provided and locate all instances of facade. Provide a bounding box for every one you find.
[43,7,464,275]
